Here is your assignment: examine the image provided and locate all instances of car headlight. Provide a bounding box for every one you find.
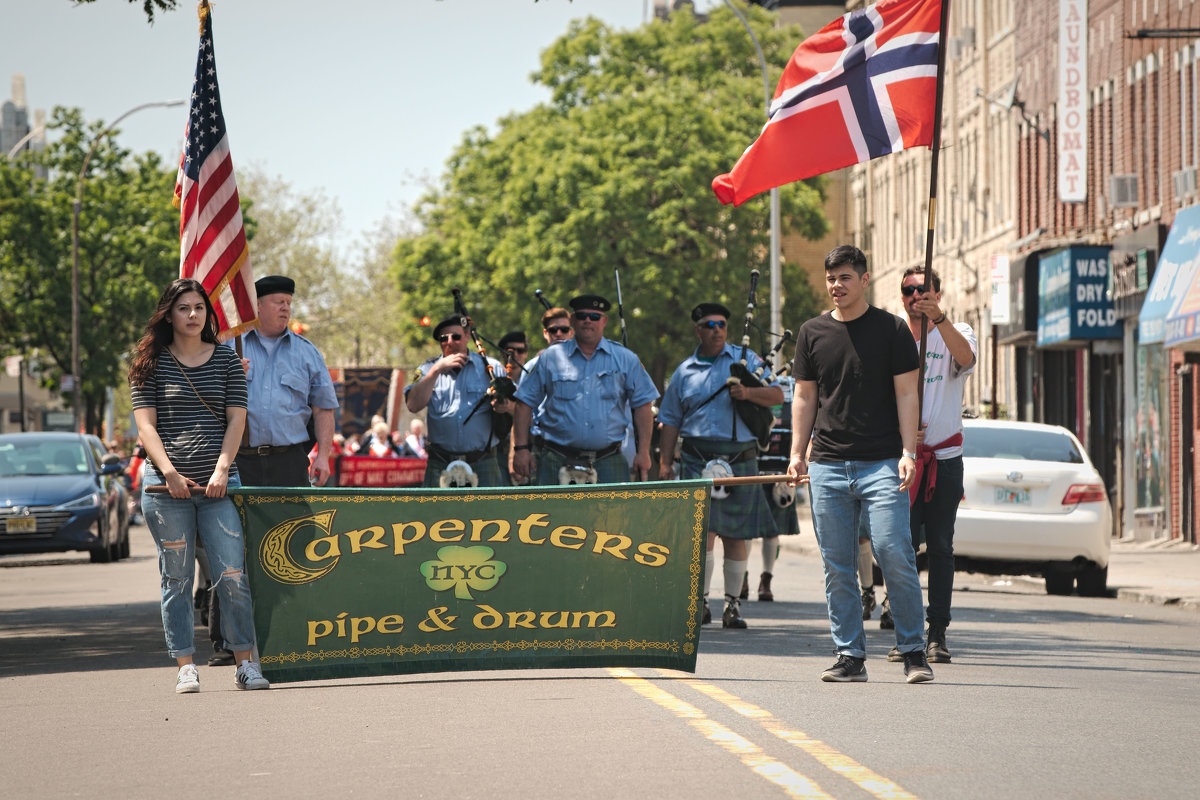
[60,492,102,511]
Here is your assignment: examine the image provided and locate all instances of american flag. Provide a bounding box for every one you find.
[713,0,942,206]
[174,2,256,340]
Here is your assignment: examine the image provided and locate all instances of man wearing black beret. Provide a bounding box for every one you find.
[657,301,783,629]
[512,293,658,485]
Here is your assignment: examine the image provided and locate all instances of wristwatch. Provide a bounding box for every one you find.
[901,451,917,461]
[514,444,532,451]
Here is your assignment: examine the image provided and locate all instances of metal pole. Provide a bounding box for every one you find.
[71,100,183,432]
[723,0,782,345]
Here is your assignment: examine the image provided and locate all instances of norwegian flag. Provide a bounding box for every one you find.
[174,2,257,340]
[713,0,942,206]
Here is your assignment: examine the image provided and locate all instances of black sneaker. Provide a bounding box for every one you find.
[207,649,235,667]
[902,649,934,683]
[926,625,952,663]
[722,595,747,629]
[821,654,867,682]
[861,587,876,620]
[879,608,894,630]
[886,646,902,662]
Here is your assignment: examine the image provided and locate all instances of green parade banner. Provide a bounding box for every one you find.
[230,481,709,683]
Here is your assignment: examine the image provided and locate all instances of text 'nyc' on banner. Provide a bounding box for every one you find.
[231,482,709,683]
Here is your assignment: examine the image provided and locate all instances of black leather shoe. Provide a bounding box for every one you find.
[758,572,774,602]
[722,595,747,629]
[702,599,712,625]
[207,649,235,667]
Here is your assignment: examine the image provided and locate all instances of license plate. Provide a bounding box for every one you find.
[4,516,36,533]
[995,487,1030,505]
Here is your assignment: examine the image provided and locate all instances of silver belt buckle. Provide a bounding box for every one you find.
[256,445,272,456]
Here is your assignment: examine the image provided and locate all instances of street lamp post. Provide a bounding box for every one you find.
[70,100,183,431]
[723,0,782,344]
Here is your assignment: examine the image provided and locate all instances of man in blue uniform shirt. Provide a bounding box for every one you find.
[405,316,513,487]
[235,274,339,488]
[657,302,783,629]
[511,294,658,485]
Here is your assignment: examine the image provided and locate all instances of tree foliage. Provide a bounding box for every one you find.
[390,5,826,386]
[72,0,179,23]
[0,107,179,433]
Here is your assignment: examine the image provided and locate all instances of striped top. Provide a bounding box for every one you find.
[131,345,248,484]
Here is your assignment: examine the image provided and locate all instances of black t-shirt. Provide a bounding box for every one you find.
[793,306,919,462]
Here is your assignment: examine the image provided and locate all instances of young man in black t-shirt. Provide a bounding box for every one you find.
[787,245,933,684]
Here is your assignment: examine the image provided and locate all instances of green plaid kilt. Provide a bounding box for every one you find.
[534,446,630,486]
[763,482,801,536]
[680,438,778,540]
[422,448,505,488]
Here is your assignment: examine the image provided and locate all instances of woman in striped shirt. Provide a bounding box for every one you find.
[129,278,269,694]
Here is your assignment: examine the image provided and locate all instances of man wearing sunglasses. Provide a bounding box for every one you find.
[405,316,513,487]
[512,294,658,485]
[507,307,575,480]
[657,302,783,629]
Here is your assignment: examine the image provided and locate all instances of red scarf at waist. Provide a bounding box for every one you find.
[909,432,964,506]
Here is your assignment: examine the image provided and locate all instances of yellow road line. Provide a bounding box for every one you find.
[671,674,918,800]
[608,668,833,800]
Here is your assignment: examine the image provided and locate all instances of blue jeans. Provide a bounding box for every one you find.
[142,473,256,658]
[911,456,964,628]
[809,460,925,658]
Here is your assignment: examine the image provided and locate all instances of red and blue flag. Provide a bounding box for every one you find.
[713,0,942,206]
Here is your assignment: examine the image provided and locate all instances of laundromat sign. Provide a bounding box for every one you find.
[1037,246,1120,345]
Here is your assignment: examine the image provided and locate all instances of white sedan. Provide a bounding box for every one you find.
[953,419,1113,596]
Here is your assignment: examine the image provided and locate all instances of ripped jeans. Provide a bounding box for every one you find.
[142,472,256,658]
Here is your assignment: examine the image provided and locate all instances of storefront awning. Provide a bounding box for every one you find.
[1140,204,1200,344]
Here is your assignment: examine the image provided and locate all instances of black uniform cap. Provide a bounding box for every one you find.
[569,294,612,312]
[498,331,527,349]
[432,315,466,340]
[255,275,295,297]
[691,302,732,322]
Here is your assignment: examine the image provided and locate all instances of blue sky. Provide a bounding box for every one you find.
[3,1,721,253]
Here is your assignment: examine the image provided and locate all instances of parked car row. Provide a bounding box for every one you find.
[0,432,131,563]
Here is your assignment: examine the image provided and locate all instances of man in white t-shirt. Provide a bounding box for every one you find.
[895,267,977,664]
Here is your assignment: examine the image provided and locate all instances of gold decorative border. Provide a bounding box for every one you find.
[262,636,683,665]
[234,488,695,507]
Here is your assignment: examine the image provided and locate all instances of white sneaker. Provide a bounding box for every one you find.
[176,663,200,694]
[234,660,270,690]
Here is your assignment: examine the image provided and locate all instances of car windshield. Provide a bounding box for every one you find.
[0,440,90,477]
[963,427,1084,464]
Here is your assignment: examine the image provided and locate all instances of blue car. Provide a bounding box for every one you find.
[0,432,130,562]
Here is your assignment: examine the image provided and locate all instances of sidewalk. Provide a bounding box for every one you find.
[778,501,1200,612]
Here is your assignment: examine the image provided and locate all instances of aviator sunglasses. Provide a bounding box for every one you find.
[546,325,571,335]
[901,284,927,297]
[698,319,727,329]
[437,333,464,343]
[574,311,604,322]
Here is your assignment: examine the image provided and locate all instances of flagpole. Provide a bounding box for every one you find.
[917,0,953,422]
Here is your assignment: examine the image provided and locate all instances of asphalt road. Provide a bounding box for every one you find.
[2,523,1199,799]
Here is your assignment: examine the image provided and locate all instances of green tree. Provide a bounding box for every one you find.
[0,107,179,433]
[390,5,826,386]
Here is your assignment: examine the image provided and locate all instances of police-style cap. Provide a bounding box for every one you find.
[432,315,465,340]
[691,302,732,322]
[498,330,526,348]
[255,275,295,297]
[569,294,611,312]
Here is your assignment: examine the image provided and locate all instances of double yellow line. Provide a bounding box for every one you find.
[609,668,918,800]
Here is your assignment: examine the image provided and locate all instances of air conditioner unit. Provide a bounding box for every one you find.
[1173,166,1197,201]
[960,26,976,49]
[1110,174,1139,208]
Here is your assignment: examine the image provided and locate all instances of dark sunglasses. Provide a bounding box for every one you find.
[546,325,571,335]
[574,311,604,322]
[901,284,927,297]
[505,346,528,354]
[437,333,463,343]
[698,319,727,329]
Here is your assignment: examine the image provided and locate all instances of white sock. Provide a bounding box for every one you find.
[724,558,748,602]
[704,549,715,600]
[761,537,779,574]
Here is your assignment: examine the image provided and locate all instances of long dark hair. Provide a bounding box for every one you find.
[128,279,219,387]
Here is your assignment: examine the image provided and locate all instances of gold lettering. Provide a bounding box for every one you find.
[335,611,348,637]
[350,616,376,643]
[571,610,617,628]
[592,530,632,560]
[430,518,466,542]
[539,611,570,628]
[550,525,587,550]
[473,604,504,630]
[391,521,427,554]
[304,534,341,563]
[307,619,333,645]
[376,614,404,634]
[345,525,387,553]
[470,518,511,542]
[507,610,537,629]
[516,513,550,544]
[634,542,670,567]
